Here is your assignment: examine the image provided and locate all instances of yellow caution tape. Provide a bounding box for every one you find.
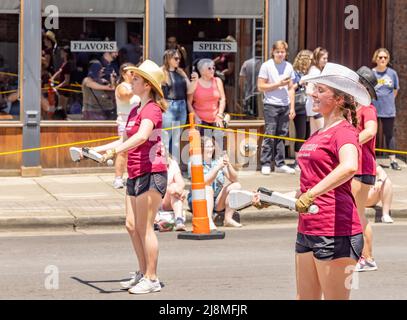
[0,122,405,156]
[0,89,18,95]
[0,71,18,77]
[0,124,192,156]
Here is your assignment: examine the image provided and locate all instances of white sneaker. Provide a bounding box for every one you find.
[120,271,143,289]
[261,166,271,175]
[381,215,394,223]
[113,177,124,189]
[294,164,301,173]
[275,165,296,174]
[128,277,161,294]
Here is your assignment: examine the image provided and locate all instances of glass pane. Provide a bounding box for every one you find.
[40,15,143,121]
[166,17,264,120]
[0,13,20,121]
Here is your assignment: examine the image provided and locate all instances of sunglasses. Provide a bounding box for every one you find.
[207,66,215,70]
[378,56,388,60]
[173,57,180,61]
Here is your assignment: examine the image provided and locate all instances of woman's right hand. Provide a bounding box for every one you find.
[279,78,291,87]
[252,192,270,209]
[191,72,199,82]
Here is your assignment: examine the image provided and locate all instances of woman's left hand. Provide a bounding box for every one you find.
[289,109,296,120]
[101,149,116,163]
[215,116,224,128]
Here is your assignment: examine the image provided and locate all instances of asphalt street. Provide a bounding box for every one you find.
[0,223,406,300]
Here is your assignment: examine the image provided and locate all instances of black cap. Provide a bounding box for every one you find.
[357,66,378,101]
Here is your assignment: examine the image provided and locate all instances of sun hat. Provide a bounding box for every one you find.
[124,60,164,98]
[301,62,371,106]
[356,66,378,101]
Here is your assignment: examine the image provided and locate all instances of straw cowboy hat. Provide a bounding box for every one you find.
[124,60,164,98]
[356,66,378,100]
[302,62,371,106]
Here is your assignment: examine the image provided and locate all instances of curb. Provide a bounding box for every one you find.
[0,207,406,232]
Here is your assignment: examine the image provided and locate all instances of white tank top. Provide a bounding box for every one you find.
[115,82,140,115]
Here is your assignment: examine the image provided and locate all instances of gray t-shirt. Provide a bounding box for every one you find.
[258,59,295,106]
[239,57,262,99]
[373,67,400,118]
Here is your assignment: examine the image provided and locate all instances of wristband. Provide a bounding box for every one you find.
[216,113,224,119]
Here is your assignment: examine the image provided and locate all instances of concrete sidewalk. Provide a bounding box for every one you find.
[1,159,406,232]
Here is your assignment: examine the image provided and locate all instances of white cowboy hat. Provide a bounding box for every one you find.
[302,62,371,106]
[124,60,164,98]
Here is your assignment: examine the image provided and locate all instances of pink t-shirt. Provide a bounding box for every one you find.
[297,120,363,236]
[192,78,220,123]
[356,104,377,176]
[125,101,167,179]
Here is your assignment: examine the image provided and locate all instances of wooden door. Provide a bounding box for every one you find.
[299,0,387,70]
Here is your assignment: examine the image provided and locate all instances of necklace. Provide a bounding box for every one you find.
[320,117,344,133]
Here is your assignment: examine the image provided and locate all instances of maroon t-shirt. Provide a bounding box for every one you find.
[297,120,363,236]
[125,101,167,179]
[356,104,377,176]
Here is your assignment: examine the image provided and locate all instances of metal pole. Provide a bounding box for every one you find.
[21,0,42,176]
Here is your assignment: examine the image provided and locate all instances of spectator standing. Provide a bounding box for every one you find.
[50,46,74,118]
[187,59,227,139]
[42,30,57,74]
[81,63,115,120]
[122,33,143,66]
[372,48,401,170]
[113,63,140,189]
[166,36,189,73]
[239,40,263,116]
[100,51,119,83]
[257,40,296,175]
[305,47,329,134]
[161,49,191,161]
[292,50,313,172]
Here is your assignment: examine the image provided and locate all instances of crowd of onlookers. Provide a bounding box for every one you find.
[1,30,400,230]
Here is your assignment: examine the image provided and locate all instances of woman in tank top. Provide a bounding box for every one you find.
[187,58,226,136]
[113,63,141,189]
[161,49,191,160]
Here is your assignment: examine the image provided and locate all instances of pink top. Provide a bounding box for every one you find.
[297,120,363,236]
[125,101,167,179]
[356,104,377,176]
[192,78,220,123]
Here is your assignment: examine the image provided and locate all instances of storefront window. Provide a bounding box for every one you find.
[0,11,20,121]
[41,1,144,121]
[166,17,264,120]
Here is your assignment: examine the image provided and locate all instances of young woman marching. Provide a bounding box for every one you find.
[254,63,372,299]
[92,60,168,294]
[351,66,379,272]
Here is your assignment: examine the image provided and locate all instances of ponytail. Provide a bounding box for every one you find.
[334,90,358,128]
[151,89,168,112]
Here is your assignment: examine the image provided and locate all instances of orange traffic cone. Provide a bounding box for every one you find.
[178,113,225,240]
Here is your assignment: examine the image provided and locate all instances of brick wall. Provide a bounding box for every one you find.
[392,0,407,157]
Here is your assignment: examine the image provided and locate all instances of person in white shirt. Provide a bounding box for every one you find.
[257,40,296,175]
[113,63,141,189]
[304,47,329,134]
